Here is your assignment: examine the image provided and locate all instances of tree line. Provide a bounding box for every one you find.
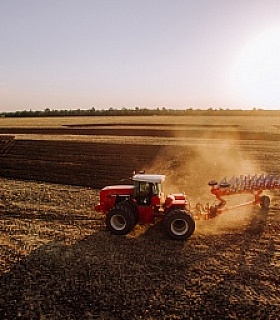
[0,107,279,118]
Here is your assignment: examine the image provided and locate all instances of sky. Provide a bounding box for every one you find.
[1,0,280,112]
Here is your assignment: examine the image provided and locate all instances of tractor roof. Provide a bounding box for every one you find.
[102,185,134,190]
[132,174,166,183]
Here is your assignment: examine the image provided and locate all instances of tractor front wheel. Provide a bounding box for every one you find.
[106,205,135,235]
[164,209,195,240]
[115,200,139,225]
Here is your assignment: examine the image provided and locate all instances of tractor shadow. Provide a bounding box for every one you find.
[0,207,278,319]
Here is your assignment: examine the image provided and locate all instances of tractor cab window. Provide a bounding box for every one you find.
[134,181,152,205]
[152,183,162,196]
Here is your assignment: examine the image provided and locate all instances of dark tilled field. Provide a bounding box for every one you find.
[0,137,164,188]
[0,119,279,319]
[0,126,280,141]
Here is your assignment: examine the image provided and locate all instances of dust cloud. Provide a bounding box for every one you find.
[146,129,264,233]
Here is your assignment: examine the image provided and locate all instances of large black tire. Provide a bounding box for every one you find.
[106,204,136,235]
[164,209,195,240]
[115,200,139,225]
[260,195,270,209]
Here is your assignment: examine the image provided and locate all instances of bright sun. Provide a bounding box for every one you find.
[231,27,280,109]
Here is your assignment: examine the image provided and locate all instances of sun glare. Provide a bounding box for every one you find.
[231,27,280,109]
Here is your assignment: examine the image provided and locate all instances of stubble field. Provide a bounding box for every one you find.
[0,115,279,319]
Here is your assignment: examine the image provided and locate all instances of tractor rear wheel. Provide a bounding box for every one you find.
[260,195,270,209]
[106,205,136,235]
[164,209,195,240]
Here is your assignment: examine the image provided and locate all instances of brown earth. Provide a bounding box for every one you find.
[0,126,280,140]
[0,116,279,319]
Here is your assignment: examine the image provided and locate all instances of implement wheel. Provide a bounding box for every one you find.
[208,180,218,186]
[164,209,195,240]
[106,204,136,235]
[260,195,270,209]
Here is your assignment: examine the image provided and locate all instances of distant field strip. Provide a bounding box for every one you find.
[0,127,279,140]
[63,123,241,128]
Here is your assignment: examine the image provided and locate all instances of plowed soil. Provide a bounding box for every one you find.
[0,116,279,319]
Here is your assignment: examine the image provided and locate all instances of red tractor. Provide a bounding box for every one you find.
[94,174,195,240]
[95,172,274,240]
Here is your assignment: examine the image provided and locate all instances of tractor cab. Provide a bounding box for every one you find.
[132,174,165,207]
[132,174,165,223]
